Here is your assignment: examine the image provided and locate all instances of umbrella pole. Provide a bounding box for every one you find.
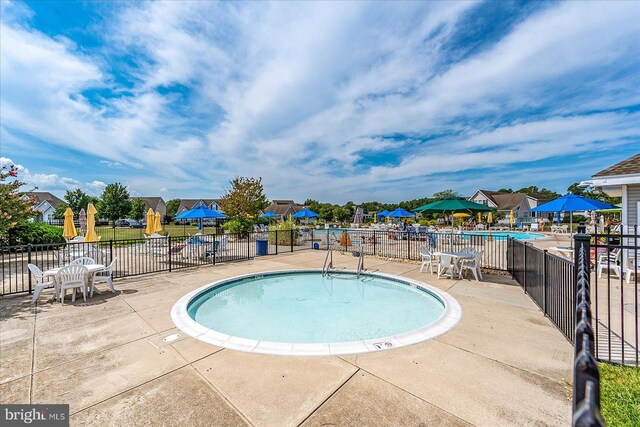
[570,211,573,248]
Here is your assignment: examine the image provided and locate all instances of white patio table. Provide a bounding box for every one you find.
[432,251,475,279]
[44,264,105,299]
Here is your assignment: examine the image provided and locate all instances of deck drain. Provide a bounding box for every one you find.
[373,342,393,349]
[163,333,181,343]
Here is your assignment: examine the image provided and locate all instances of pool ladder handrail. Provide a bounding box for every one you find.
[322,244,333,276]
[356,244,365,278]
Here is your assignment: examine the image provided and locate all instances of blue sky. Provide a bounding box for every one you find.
[1,0,639,203]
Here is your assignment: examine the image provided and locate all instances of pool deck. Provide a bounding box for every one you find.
[1,250,572,426]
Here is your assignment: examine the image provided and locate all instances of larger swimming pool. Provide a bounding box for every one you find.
[311,228,544,241]
[171,270,461,355]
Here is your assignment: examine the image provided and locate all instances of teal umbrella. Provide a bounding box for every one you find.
[414,198,495,244]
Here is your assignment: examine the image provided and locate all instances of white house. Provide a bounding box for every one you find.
[590,153,640,228]
[25,192,64,222]
[468,190,550,224]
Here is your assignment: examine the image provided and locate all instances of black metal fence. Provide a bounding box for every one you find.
[571,231,604,426]
[3,228,514,296]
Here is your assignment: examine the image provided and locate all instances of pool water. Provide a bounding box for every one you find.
[187,271,446,344]
[462,231,544,241]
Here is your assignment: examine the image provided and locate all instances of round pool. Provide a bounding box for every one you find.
[171,270,461,355]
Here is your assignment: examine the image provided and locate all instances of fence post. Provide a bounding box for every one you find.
[542,249,548,316]
[290,228,293,253]
[275,230,278,255]
[523,242,528,294]
[168,236,172,272]
[109,240,114,265]
[407,236,410,260]
[247,233,250,260]
[27,244,32,295]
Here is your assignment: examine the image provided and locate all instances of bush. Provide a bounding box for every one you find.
[268,221,300,245]
[223,218,254,236]
[1,222,65,246]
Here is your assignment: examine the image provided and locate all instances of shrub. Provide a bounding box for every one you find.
[1,222,65,246]
[223,218,254,236]
[268,221,300,245]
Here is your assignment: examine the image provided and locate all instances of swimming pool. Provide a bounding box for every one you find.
[171,270,461,355]
[462,231,545,241]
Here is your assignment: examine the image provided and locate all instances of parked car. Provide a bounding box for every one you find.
[129,220,145,229]
[114,219,130,227]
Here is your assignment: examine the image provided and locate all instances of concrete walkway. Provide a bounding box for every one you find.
[0,251,572,426]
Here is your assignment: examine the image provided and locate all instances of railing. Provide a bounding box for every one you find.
[3,228,513,296]
[508,238,576,341]
[1,229,312,296]
[572,230,604,426]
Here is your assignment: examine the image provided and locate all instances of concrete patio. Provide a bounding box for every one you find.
[0,250,573,426]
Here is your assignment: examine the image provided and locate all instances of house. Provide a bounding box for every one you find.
[590,153,640,227]
[468,190,550,224]
[261,200,305,220]
[175,199,223,216]
[130,197,167,218]
[25,191,64,222]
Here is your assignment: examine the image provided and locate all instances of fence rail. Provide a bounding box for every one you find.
[2,229,513,296]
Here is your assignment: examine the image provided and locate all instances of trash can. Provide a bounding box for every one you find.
[256,239,268,256]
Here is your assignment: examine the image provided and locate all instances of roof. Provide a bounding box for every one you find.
[25,191,63,208]
[492,193,527,211]
[131,197,165,210]
[177,199,221,212]
[593,153,640,177]
[263,200,304,216]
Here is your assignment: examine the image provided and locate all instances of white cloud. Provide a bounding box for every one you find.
[1,1,639,202]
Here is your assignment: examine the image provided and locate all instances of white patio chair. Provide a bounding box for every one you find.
[597,249,621,279]
[460,247,477,256]
[90,257,117,297]
[459,251,484,281]
[437,254,456,279]
[218,236,229,252]
[71,257,96,266]
[419,246,435,274]
[28,264,57,304]
[57,264,89,304]
[560,225,569,233]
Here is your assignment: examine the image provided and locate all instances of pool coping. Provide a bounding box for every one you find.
[170,269,462,356]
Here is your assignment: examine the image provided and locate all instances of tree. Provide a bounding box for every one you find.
[99,183,131,223]
[129,199,146,221]
[498,188,513,193]
[567,182,621,206]
[515,186,561,200]
[53,202,69,220]
[333,205,352,222]
[433,189,461,199]
[219,177,269,220]
[166,198,181,217]
[64,189,98,215]
[0,164,36,238]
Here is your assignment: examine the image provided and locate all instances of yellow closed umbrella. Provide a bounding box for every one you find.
[84,203,99,243]
[453,213,470,218]
[487,212,493,224]
[63,208,77,239]
[146,209,155,235]
[509,210,515,224]
[154,212,162,233]
[477,212,482,223]
[373,212,377,223]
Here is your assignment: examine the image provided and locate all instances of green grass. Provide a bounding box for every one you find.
[599,362,640,426]
[54,224,216,241]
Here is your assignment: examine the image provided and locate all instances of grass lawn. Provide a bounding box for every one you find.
[56,224,218,241]
[600,362,640,426]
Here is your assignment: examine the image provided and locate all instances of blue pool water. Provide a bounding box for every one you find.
[311,228,544,241]
[187,272,445,343]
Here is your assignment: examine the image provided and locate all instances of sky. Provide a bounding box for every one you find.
[1,0,639,204]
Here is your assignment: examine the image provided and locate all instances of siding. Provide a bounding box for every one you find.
[628,184,640,226]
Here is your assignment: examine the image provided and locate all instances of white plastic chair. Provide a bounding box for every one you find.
[437,254,456,279]
[71,257,96,266]
[459,251,484,281]
[597,249,621,279]
[419,246,435,274]
[91,257,117,297]
[28,264,57,304]
[57,264,89,304]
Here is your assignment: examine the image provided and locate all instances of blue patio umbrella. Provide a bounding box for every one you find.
[260,212,280,218]
[376,210,390,220]
[175,206,227,230]
[388,207,415,218]
[292,208,319,218]
[531,194,616,245]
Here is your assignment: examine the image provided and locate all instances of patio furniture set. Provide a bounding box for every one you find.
[419,245,484,281]
[28,256,117,304]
